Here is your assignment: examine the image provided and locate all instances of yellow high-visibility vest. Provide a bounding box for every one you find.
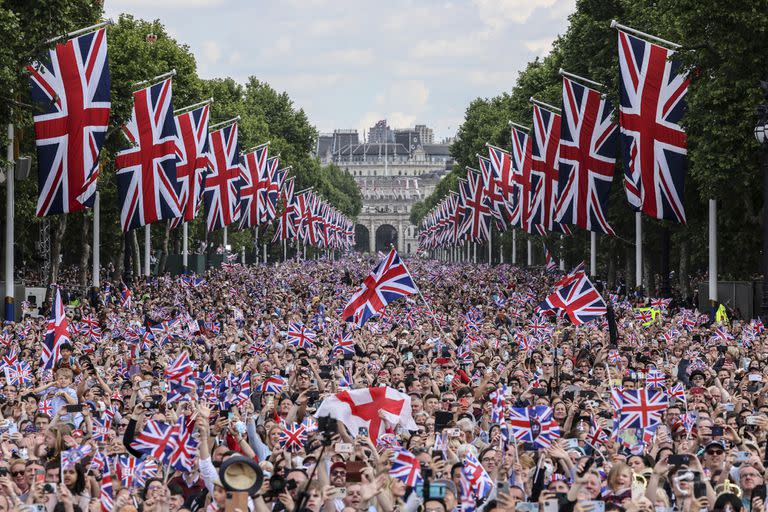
[716,304,729,325]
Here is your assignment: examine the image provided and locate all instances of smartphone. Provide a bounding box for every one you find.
[582,501,605,512]
[497,481,510,494]
[710,426,724,437]
[669,454,691,466]
[531,388,547,396]
[749,374,763,382]
[0,468,7,477]
[139,380,151,389]
[306,391,320,402]
[65,405,84,413]
[434,411,453,431]
[734,451,752,463]
[319,365,332,379]
[235,421,247,434]
[693,481,707,499]
[34,468,45,484]
[746,415,761,426]
[724,403,735,412]
[753,484,767,502]
[542,497,559,512]
[515,504,539,512]
[358,427,369,438]
[431,449,444,460]
[446,428,461,438]
[335,442,353,454]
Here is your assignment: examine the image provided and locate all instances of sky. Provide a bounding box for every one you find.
[104,0,576,142]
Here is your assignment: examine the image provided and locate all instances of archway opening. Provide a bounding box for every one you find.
[375,224,398,253]
[354,224,370,253]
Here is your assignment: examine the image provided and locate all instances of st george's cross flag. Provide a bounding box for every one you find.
[315,387,417,445]
[27,27,110,216]
[341,249,419,327]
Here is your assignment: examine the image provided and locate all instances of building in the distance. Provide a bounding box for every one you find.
[316,121,452,255]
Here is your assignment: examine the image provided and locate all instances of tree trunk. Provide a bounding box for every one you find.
[48,215,68,298]
[132,230,141,278]
[159,221,171,274]
[607,245,616,289]
[679,237,690,300]
[78,214,91,294]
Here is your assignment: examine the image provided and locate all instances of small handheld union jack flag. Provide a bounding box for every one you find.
[279,422,307,453]
[462,452,494,500]
[389,449,423,487]
[286,323,317,349]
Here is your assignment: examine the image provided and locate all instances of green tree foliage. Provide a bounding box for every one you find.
[0,10,361,284]
[413,0,768,287]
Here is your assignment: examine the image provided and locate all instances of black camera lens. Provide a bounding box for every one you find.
[269,474,286,492]
[43,484,54,493]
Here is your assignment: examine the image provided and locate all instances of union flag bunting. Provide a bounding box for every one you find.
[341,249,419,327]
[115,78,181,231]
[618,29,689,223]
[27,27,110,216]
[171,104,211,228]
[555,77,617,235]
[204,123,241,231]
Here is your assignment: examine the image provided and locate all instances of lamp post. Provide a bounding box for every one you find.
[755,81,768,316]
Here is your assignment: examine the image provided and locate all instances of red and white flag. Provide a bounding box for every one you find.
[315,386,417,444]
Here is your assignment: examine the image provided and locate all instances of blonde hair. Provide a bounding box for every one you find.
[606,462,632,492]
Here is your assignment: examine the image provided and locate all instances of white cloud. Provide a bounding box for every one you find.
[466,69,521,87]
[472,0,560,28]
[379,80,430,114]
[200,40,221,65]
[524,37,556,56]
[106,0,224,8]
[327,48,374,64]
[356,111,418,138]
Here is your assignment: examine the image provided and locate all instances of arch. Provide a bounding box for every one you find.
[354,224,370,253]
[375,224,398,253]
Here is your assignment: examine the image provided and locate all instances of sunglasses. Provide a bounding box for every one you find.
[707,450,724,455]
[10,471,24,477]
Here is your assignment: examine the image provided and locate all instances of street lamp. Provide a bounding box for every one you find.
[756,80,768,316]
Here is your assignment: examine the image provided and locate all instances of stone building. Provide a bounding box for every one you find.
[316,122,452,255]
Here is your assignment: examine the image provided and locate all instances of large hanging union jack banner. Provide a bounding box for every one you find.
[116,78,181,231]
[509,126,533,233]
[238,143,269,229]
[618,30,689,223]
[478,154,508,231]
[27,27,111,217]
[529,104,562,233]
[459,170,492,242]
[171,104,211,228]
[341,248,419,327]
[555,77,617,235]
[204,123,241,231]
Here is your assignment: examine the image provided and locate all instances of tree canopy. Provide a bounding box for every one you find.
[412,0,768,288]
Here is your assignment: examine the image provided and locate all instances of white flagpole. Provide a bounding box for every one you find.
[527,239,532,266]
[512,230,517,264]
[4,121,13,321]
[223,226,228,250]
[283,239,287,261]
[182,222,188,272]
[559,234,565,271]
[709,199,717,301]
[473,243,477,264]
[92,192,100,289]
[488,229,492,264]
[635,212,642,289]
[144,225,151,277]
[590,231,597,277]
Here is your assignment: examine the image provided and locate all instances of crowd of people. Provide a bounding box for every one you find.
[0,255,764,512]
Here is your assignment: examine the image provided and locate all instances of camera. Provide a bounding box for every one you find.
[265,472,297,498]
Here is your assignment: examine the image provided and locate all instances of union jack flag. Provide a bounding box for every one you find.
[118,455,158,489]
[273,177,298,242]
[537,270,606,325]
[529,104,563,233]
[462,452,494,500]
[459,169,492,242]
[645,369,666,389]
[618,30,689,223]
[42,288,70,370]
[38,399,54,417]
[62,444,93,469]
[389,449,423,487]
[80,315,101,343]
[555,77,617,235]
[509,127,533,232]
[668,382,686,402]
[508,406,561,448]
[89,450,108,474]
[332,330,355,357]
[116,78,181,231]
[279,422,307,453]
[120,283,132,309]
[486,145,517,226]
[130,419,176,460]
[263,159,285,224]
[615,388,668,430]
[100,456,113,511]
[27,27,110,216]
[544,243,558,272]
[4,362,32,386]
[92,417,111,443]
[261,375,286,394]
[238,143,269,229]
[478,154,509,230]
[165,351,195,400]
[634,309,654,323]
[286,323,317,349]
[168,416,198,471]
[204,123,241,231]
[341,249,419,327]
[0,348,18,370]
[587,417,610,448]
[172,104,211,227]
